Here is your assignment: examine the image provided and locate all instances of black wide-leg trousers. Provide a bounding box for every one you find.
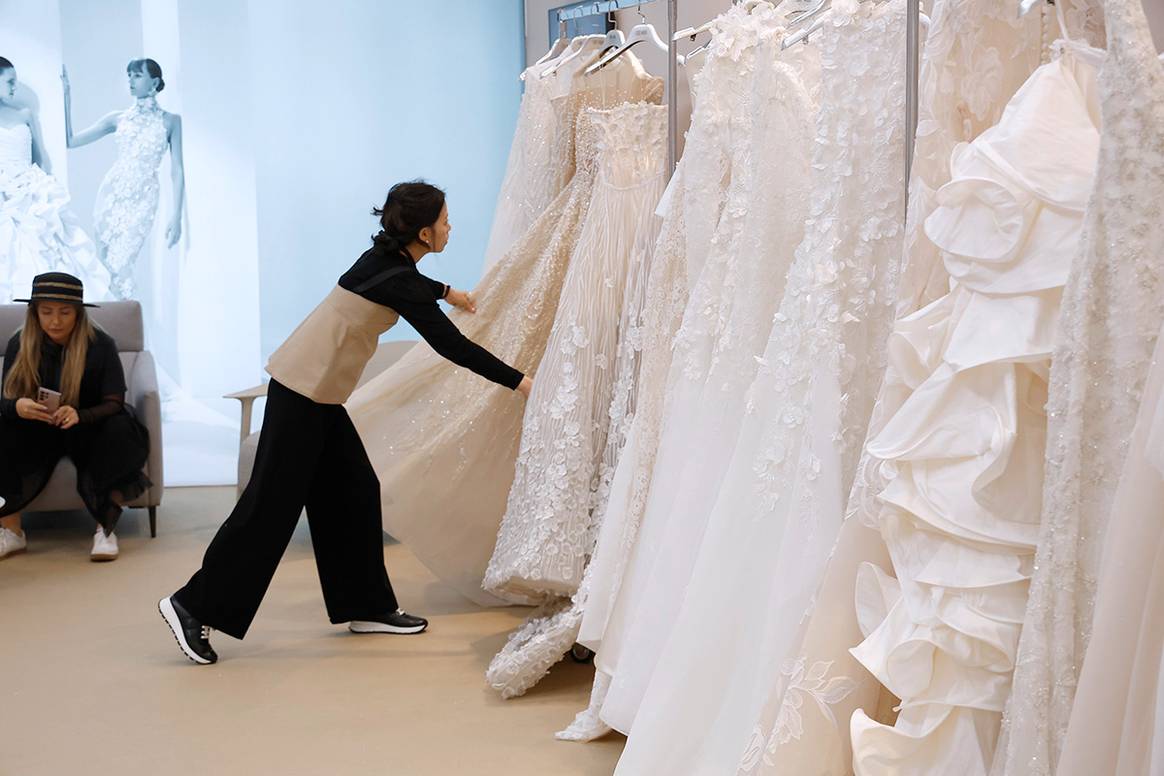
[175,380,398,640]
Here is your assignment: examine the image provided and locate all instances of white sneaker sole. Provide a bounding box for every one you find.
[91,552,118,562]
[348,620,427,635]
[158,597,213,664]
[0,547,26,560]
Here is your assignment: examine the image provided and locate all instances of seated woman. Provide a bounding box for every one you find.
[0,272,151,561]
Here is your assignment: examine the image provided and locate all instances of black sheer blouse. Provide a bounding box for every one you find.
[0,330,127,423]
[337,243,523,390]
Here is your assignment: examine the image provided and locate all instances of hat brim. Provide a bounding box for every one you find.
[13,297,99,307]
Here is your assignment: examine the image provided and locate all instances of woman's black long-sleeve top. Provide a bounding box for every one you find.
[339,242,523,390]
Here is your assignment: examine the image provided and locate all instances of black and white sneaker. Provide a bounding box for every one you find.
[349,609,428,635]
[158,595,218,664]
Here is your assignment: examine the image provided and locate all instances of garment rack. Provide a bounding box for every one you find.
[557,0,679,176]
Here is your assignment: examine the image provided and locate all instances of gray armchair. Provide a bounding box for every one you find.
[227,339,416,495]
[0,301,164,536]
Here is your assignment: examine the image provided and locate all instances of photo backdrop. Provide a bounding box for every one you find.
[1,0,525,484]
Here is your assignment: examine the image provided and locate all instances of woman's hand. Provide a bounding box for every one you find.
[165,216,182,248]
[446,288,477,314]
[53,405,80,430]
[15,398,53,423]
[517,376,533,399]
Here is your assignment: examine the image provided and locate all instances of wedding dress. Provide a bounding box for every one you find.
[610,3,903,773]
[736,3,1045,773]
[592,3,822,737]
[93,97,169,299]
[483,100,667,603]
[993,0,1164,772]
[0,123,111,302]
[520,16,748,718]
[482,37,605,272]
[844,41,1101,775]
[347,61,661,607]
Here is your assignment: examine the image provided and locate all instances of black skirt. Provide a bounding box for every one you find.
[0,406,151,532]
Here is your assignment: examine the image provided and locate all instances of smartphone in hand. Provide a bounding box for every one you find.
[37,387,62,414]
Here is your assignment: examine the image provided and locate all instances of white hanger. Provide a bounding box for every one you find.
[535,20,572,67]
[540,33,606,78]
[585,6,668,75]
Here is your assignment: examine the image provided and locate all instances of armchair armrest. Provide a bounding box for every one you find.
[225,382,269,447]
[128,350,164,501]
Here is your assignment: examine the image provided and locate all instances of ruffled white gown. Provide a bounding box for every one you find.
[737,3,1045,773]
[846,42,1101,775]
[609,3,904,773]
[347,59,662,607]
[592,4,822,738]
[992,2,1164,772]
[0,123,111,302]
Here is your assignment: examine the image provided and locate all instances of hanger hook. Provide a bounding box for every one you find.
[637,1,646,24]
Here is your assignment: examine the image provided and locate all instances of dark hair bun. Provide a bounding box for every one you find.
[156,76,165,93]
[371,180,446,250]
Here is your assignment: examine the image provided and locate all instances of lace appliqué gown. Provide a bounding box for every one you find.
[346,62,662,608]
[93,99,168,300]
[994,1,1164,772]
[0,123,111,302]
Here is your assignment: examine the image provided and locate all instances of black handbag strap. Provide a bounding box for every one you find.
[351,265,413,294]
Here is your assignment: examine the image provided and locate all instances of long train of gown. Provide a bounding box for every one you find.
[0,123,111,302]
[992,1,1164,771]
[846,44,1101,775]
[593,4,823,738]
[736,2,1045,773]
[483,102,667,603]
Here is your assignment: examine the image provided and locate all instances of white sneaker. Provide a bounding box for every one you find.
[0,526,26,560]
[91,528,119,562]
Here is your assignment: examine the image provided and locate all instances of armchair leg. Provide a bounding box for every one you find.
[149,506,157,538]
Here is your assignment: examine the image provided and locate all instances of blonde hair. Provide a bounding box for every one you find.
[3,303,97,407]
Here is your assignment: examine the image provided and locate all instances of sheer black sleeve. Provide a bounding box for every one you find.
[363,276,523,390]
[1,334,20,419]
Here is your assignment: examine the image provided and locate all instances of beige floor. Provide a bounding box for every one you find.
[0,487,625,776]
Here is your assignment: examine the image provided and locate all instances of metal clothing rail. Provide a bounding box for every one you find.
[557,0,679,178]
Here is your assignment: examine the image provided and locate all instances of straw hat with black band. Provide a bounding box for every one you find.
[13,272,99,307]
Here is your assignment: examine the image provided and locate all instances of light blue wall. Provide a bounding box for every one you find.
[248,0,526,359]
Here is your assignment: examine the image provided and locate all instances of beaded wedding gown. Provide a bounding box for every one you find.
[0,122,110,302]
[845,39,1101,775]
[347,58,661,607]
[609,3,904,772]
[93,97,169,299]
[736,2,1045,773]
[993,0,1164,772]
[483,101,667,603]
